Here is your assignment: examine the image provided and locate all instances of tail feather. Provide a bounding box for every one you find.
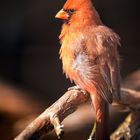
[90,93,110,140]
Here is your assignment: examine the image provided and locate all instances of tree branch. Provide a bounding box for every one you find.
[14,86,140,140]
[14,88,89,140]
[111,111,140,140]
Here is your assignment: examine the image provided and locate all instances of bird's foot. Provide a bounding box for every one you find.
[68,85,81,91]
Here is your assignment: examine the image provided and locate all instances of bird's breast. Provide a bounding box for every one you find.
[59,43,76,81]
[59,32,85,79]
[59,30,98,84]
[60,44,98,85]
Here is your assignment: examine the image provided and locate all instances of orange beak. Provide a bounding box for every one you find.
[55,9,69,20]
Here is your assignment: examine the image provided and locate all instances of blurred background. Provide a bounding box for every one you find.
[0,0,140,140]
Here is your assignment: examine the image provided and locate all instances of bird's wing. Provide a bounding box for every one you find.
[95,26,121,102]
[107,53,120,101]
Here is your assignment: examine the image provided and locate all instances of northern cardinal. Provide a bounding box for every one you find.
[55,0,120,140]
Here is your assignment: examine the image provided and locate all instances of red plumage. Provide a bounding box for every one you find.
[55,0,121,139]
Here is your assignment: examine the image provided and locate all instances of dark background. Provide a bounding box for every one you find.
[0,0,140,139]
[0,0,140,101]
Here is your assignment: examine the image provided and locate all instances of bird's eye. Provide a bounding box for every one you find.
[68,9,74,14]
[64,9,75,15]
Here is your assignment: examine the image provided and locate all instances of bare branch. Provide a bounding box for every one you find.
[14,86,140,140]
[14,88,89,140]
[113,88,140,110]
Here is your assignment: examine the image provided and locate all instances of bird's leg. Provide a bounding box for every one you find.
[88,122,96,140]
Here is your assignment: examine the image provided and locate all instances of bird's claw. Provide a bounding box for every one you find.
[68,85,81,91]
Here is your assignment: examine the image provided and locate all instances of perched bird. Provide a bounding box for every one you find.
[55,0,120,139]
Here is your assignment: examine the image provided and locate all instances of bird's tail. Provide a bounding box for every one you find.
[90,93,110,140]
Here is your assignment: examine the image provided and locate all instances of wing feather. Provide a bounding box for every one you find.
[95,26,120,102]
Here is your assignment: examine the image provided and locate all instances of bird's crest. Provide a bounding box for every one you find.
[63,0,93,10]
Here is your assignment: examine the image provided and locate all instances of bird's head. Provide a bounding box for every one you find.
[55,0,102,26]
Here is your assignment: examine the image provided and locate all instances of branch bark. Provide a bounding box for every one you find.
[111,111,140,140]
[14,86,140,140]
[14,88,89,140]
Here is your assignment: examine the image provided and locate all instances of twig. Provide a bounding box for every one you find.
[111,112,140,140]
[14,87,140,140]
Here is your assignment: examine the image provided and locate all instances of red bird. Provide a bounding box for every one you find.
[55,0,120,139]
